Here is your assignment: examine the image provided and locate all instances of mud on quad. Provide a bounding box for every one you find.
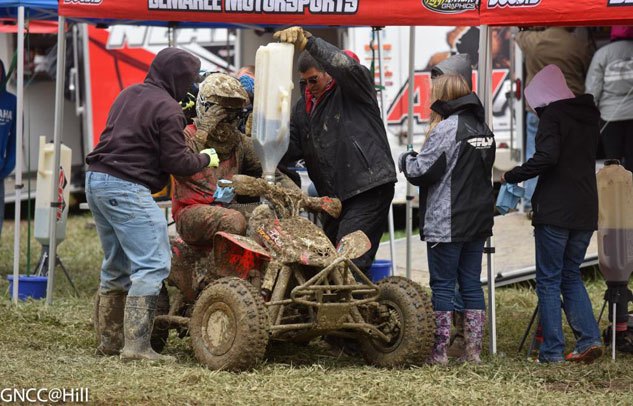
[154,175,434,371]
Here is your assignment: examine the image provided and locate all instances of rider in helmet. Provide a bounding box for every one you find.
[172,72,261,248]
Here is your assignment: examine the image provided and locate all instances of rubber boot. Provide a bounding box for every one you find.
[427,311,452,365]
[120,296,175,362]
[447,311,465,359]
[96,291,127,356]
[458,309,486,364]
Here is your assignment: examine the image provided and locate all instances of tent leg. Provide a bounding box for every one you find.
[374,27,397,273]
[405,26,416,280]
[11,6,25,305]
[45,16,67,306]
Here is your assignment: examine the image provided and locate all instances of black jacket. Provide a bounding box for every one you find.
[86,48,210,193]
[504,95,599,230]
[284,37,397,201]
[401,94,495,242]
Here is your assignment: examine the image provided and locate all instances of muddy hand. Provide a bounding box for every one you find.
[273,26,311,51]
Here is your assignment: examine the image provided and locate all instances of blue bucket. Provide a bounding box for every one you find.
[369,259,392,283]
[6,275,48,301]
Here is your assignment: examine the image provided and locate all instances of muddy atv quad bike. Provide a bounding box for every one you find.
[156,175,434,371]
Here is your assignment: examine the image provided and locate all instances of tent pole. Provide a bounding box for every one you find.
[375,27,397,274]
[11,6,25,305]
[405,26,416,280]
[478,24,496,356]
[45,16,67,306]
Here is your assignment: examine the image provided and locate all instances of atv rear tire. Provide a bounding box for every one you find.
[190,277,269,371]
[359,276,434,367]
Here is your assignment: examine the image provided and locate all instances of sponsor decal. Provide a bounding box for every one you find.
[607,0,633,6]
[487,0,540,8]
[63,0,102,4]
[422,0,477,14]
[148,0,359,14]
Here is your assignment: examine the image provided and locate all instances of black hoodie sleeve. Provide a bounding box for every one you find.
[158,113,210,176]
[505,113,561,184]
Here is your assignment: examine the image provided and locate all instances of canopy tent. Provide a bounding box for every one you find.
[59,0,480,27]
[481,0,633,27]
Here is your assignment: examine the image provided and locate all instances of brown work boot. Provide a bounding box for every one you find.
[96,291,127,356]
[120,296,175,362]
[447,311,465,359]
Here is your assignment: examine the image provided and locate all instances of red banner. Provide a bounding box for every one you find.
[481,0,633,27]
[59,0,480,27]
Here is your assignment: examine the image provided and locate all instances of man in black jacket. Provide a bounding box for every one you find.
[275,27,397,273]
[86,48,217,362]
[502,65,602,364]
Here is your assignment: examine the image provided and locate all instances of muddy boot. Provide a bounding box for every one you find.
[120,296,175,362]
[427,311,452,365]
[96,291,127,356]
[458,309,486,364]
[447,311,465,359]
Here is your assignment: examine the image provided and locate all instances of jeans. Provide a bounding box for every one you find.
[534,224,601,362]
[86,171,170,297]
[427,239,486,311]
[523,111,539,208]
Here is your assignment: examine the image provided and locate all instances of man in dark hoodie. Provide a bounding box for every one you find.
[274,26,397,274]
[502,65,603,364]
[0,60,16,241]
[86,48,217,362]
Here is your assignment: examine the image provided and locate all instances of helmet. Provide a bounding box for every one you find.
[179,82,199,124]
[196,73,249,119]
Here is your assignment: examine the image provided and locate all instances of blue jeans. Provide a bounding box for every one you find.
[427,239,486,311]
[534,225,601,362]
[86,171,170,297]
[524,112,539,208]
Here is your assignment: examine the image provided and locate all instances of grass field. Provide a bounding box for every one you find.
[1,214,632,405]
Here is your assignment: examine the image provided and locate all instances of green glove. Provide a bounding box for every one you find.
[200,148,220,168]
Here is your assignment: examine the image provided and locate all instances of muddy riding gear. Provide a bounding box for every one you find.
[274,26,312,51]
[120,295,175,362]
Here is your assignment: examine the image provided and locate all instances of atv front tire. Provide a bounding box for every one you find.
[189,277,269,371]
[359,276,434,367]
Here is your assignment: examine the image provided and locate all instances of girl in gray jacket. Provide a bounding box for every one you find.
[399,74,495,365]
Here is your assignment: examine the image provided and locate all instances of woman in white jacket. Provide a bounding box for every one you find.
[585,26,633,171]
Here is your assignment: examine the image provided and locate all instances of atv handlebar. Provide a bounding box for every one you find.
[219,175,341,219]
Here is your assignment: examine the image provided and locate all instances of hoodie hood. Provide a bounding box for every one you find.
[525,64,575,110]
[431,92,484,121]
[145,48,201,101]
[432,54,473,90]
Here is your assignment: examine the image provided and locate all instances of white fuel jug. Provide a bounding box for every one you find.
[252,42,294,183]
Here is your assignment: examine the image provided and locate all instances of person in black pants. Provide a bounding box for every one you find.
[275,26,397,273]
